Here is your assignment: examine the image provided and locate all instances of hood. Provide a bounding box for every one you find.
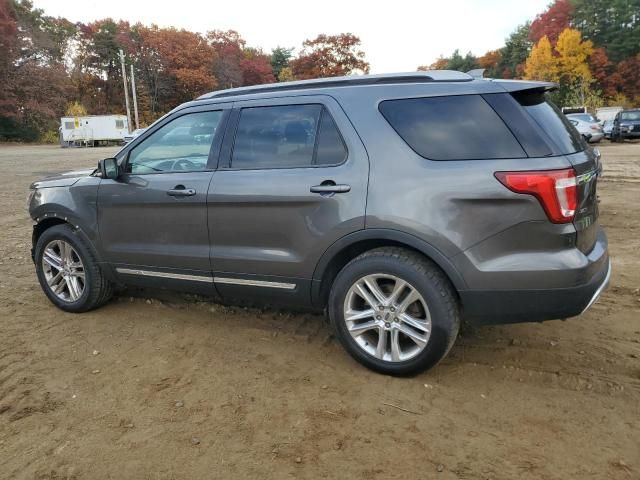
[30,168,96,189]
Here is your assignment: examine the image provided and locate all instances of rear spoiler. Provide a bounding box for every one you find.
[489,79,558,93]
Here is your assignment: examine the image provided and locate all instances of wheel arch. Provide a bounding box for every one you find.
[311,229,466,307]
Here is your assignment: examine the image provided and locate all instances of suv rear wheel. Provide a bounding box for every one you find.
[34,224,113,312]
[328,247,460,375]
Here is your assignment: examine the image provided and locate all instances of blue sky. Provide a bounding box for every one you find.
[34,0,550,72]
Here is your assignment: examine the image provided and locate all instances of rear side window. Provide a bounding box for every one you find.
[231,104,347,169]
[379,95,525,160]
[511,91,584,155]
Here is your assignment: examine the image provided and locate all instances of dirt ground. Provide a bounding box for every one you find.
[0,142,638,480]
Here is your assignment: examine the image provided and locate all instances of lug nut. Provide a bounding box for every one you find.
[385,322,391,328]
[376,315,382,320]
[390,307,396,312]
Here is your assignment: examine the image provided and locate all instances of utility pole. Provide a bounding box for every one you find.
[130,64,139,130]
[118,48,132,133]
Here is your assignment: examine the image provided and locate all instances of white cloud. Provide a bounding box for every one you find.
[33,0,548,72]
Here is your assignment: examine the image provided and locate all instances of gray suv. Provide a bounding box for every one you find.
[29,71,610,375]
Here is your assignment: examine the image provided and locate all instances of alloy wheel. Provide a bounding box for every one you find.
[343,274,431,362]
[42,240,85,302]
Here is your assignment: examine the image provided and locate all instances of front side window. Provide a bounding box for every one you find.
[379,95,526,160]
[126,111,222,174]
[231,104,347,169]
[115,119,125,129]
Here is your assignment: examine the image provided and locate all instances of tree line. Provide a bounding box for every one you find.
[420,0,640,110]
[1,0,639,142]
[0,0,369,141]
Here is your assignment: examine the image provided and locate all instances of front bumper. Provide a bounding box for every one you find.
[459,257,611,325]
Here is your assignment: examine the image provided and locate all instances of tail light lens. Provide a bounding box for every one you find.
[495,168,577,223]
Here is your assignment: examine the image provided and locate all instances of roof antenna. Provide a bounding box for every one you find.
[466,68,485,79]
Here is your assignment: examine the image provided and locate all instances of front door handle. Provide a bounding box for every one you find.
[310,183,351,194]
[167,186,196,197]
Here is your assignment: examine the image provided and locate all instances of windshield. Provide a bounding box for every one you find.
[620,111,640,121]
[512,91,585,155]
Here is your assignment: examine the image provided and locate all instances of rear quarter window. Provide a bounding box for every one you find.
[378,95,526,160]
[511,91,584,155]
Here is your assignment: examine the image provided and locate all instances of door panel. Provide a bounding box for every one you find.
[207,96,369,301]
[98,107,228,278]
[98,171,213,271]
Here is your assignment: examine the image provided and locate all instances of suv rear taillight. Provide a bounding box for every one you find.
[495,168,577,224]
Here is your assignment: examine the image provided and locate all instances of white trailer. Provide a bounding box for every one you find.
[59,115,129,147]
[596,106,623,123]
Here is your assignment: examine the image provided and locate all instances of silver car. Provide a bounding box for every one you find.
[568,117,604,143]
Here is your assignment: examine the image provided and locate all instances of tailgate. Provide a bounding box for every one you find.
[566,148,601,253]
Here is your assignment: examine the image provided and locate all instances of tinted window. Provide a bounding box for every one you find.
[232,105,319,168]
[315,109,347,165]
[512,91,584,155]
[379,95,525,160]
[127,111,222,174]
[115,119,125,129]
[620,111,640,121]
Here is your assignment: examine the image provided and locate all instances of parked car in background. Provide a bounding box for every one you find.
[123,128,146,144]
[611,109,640,142]
[568,117,604,143]
[602,120,614,139]
[28,71,609,375]
[566,112,599,124]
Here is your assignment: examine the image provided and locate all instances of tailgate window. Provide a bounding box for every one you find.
[511,90,585,155]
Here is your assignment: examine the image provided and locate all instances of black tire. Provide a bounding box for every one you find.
[328,247,460,376]
[34,224,112,312]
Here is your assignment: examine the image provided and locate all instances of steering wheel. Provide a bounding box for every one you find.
[173,158,198,171]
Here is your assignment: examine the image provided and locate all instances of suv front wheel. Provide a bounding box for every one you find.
[328,247,460,376]
[34,224,113,312]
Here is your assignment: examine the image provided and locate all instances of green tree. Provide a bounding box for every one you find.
[446,50,478,72]
[496,23,532,78]
[571,0,640,62]
[270,46,293,79]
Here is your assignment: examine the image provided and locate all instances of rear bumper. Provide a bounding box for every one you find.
[458,224,610,326]
[460,258,610,324]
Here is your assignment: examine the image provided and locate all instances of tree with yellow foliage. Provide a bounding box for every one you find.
[525,28,599,107]
[524,36,559,82]
[556,28,593,83]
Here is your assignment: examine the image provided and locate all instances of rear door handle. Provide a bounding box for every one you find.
[310,184,351,194]
[167,186,196,197]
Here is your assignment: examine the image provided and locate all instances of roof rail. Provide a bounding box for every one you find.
[197,70,474,100]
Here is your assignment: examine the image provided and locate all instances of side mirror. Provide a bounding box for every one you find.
[99,158,119,180]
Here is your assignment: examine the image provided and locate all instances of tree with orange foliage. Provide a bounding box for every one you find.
[290,33,369,80]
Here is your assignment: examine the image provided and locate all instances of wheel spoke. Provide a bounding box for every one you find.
[66,276,82,301]
[375,328,387,359]
[390,329,401,362]
[345,308,375,322]
[43,249,63,270]
[363,277,387,305]
[348,320,379,336]
[398,313,430,333]
[53,277,67,294]
[388,279,407,305]
[397,288,420,314]
[47,271,63,288]
[355,281,380,309]
[398,324,428,348]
